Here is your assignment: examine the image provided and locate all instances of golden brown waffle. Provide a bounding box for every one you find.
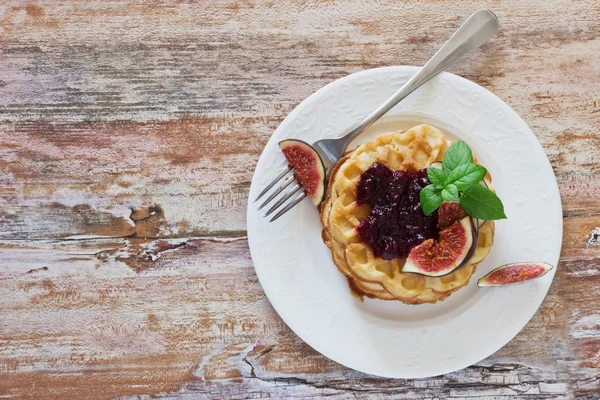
[319,124,495,304]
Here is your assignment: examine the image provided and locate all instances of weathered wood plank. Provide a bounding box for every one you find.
[0,113,599,240]
[0,0,598,123]
[0,118,273,238]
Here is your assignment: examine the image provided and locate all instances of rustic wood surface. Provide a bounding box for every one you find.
[1,0,599,398]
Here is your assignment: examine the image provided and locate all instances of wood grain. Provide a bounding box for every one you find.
[1,0,599,398]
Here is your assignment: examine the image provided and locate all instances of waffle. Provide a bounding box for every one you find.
[320,124,495,304]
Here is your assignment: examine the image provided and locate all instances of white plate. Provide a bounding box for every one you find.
[246,66,562,378]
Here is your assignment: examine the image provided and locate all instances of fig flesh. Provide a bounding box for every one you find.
[402,217,477,277]
[438,201,468,230]
[278,139,326,206]
[477,262,553,287]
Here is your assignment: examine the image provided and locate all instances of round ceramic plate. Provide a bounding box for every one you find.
[246,66,562,378]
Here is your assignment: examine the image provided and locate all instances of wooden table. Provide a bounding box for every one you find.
[1,1,599,398]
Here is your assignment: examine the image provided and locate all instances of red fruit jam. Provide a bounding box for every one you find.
[356,162,439,260]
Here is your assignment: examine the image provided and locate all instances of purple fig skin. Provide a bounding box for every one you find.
[278,139,326,206]
[477,262,553,287]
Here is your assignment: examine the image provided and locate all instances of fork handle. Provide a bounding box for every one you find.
[338,10,499,150]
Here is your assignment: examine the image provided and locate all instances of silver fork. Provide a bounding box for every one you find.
[256,9,499,222]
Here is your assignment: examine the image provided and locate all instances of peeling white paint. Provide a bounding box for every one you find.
[587,227,600,247]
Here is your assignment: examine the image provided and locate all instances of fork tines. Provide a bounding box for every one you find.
[254,166,307,222]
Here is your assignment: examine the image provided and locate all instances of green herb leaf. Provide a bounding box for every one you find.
[445,163,487,191]
[420,185,443,216]
[443,140,473,175]
[441,184,459,202]
[459,184,507,220]
[427,167,446,189]
[420,140,506,221]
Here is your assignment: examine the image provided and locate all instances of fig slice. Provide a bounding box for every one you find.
[437,201,468,230]
[402,217,477,277]
[477,262,553,287]
[278,139,326,206]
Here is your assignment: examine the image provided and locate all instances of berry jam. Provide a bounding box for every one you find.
[356,162,439,260]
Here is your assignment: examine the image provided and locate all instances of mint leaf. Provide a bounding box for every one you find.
[443,140,473,174]
[459,184,507,220]
[441,184,459,202]
[427,167,446,189]
[446,163,487,191]
[420,185,443,216]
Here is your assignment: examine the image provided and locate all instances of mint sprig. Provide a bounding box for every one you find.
[419,140,507,220]
[420,185,443,216]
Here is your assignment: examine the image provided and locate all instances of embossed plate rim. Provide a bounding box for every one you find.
[247,66,562,378]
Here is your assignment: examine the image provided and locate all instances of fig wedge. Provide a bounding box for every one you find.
[278,139,326,206]
[403,217,477,277]
[437,201,468,230]
[477,262,553,287]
